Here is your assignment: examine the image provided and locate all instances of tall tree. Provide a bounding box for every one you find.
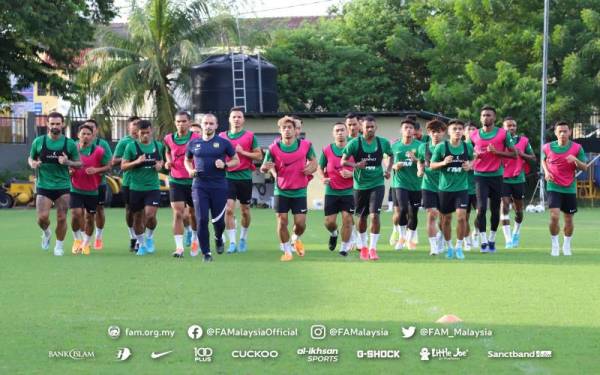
[0,0,115,102]
[77,0,217,133]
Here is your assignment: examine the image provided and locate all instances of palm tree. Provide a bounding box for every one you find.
[76,0,218,134]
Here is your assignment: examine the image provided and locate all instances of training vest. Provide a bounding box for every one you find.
[71,144,105,191]
[503,135,529,178]
[164,132,198,179]
[442,141,469,174]
[219,130,257,173]
[470,127,508,172]
[134,141,161,169]
[323,144,354,190]
[268,139,312,190]
[356,136,384,171]
[543,141,582,187]
[39,136,69,164]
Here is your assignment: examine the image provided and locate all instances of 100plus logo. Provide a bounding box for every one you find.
[194,347,213,363]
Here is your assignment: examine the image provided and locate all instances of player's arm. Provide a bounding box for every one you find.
[519,143,537,162]
[259,150,275,174]
[154,143,165,171]
[59,142,82,168]
[429,144,453,170]
[163,141,172,170]
[317,153,329,183]
[302,146,317,175]
[540,150,554,182]
[237,146,263,161]
[184,154,196,177]
[112,140,125,167]
[121,145,145,171]
[567,148,588,171]
[488,134,517,159]
[384,142,394,178]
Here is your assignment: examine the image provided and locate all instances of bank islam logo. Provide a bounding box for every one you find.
[420,347,469,361]
[108,325,121,339]
[401,326,416,339]
[194,347,213,363]
[116,348,132,361]
[188,325,203,340]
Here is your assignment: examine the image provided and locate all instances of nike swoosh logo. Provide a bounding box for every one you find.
[151,351,173,359]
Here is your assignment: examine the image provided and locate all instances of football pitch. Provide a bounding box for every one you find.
[0,207,599,374]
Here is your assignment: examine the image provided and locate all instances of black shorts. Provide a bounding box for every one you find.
[227,178,252,205]
[324,194,355,216]
[421,189,439,210]
[548,191,577,214]
[467,194,477,214]
[97,184,107,206]
[392,188,422,210]
[69,192,98,213]
[475,175,503,210]
[169,182,194,207]
[439,190,470,214]
[502,182,525,200]
[36,188,69,202]
[129,190,161,212]
[122,186,130,205]
[354,185,385,218]
[274,195,307,214]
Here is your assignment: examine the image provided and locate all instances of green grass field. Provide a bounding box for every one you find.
[1,207,599,374]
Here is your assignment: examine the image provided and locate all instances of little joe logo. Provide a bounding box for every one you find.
[420,347,469,361]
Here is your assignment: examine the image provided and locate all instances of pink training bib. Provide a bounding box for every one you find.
[219,130,257,173]
[543,141,581,187]
[164,132,199,179]
[268,139,312,190]
[71,145,105,191]
[323,144,354,190]
[470,127,509,172]
[503,135,529,178]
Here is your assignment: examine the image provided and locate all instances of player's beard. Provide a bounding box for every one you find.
[50,128,61,136]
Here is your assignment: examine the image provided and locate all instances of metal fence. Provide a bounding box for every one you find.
[0,117,26,144]
[34,115,153,142]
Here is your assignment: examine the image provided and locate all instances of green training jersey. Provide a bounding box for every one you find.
[342,136,393,190]
[114,135,137,187]
[264,140,316,198]
[319,143,353,196]
[542,141,586,194]
[417,141,441,192]
[431,140,474,192]
[123,140,165,191]
[29,135,80,190]
[391,139,422,191]
[94,138,113,185]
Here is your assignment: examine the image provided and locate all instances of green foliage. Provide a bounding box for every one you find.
[0,0,115,101]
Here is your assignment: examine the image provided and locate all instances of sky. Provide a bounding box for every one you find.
[113,0,351,21]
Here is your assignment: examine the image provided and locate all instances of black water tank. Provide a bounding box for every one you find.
[191,54,278,122]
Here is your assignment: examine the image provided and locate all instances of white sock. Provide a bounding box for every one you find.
[551,235,559,248]
[175,235,184,249]
[563,236,572,249]
[428,237,437,251]
[291,233,301,242]
[95,228,103,239]
[145,228,154,239]
[185,225,192,233]
[369,233,380,250]
[435,231,443,241]
[465,236,472,245]
[399,225,407,240]
[445,240,453,248]
[284,241,293,254]
[359,232,368,248]
[513,222,521,235]
[73,230,82,241]
[502,225,512,241]
[82,234,91,247]
[479,232,488,244]
[43,228,51,237]
[407,229,415,243]
[55,240,64,249]
[340,242,348,253]
[330,229,338,237]
[240,226,249,240]
[227,229,236,244]
[456,239,464,249]
[489,231,497,242]
[392,225,398,234]
[192,230,198,242]
[128,227,136,239]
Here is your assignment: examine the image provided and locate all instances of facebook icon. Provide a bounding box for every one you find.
[187,325,203,339]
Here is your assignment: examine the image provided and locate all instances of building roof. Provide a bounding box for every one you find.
[243,110,451,122]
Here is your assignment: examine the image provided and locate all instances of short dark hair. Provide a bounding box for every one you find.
[426,119,446,132]
[345,112,359,120]
[448,119,465,127]
[465,121,477,128]
[84,119,98,128]
[503,116,516,123]
[230,107,245,114]
[78,124,94,133]
[47,112,64,122]
[361,115,376,122]
[333,121,346,127]
[190,122,201,128]
[401,118,416,127]
[137,120,152,130]
[554,121,570,129]
[481,105,496,114]
[175,110,191,120]
[127,116,140,124]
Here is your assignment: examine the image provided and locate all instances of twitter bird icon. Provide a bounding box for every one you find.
[401,326,416,339]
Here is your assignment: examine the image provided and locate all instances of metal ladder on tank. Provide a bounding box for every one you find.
[231,52,247,111]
